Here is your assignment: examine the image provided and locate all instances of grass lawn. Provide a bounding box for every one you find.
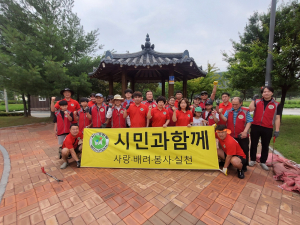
[0,104,25,112]
[272,115,300,163]
[0,116,52,128]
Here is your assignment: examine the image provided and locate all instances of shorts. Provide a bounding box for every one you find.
[74,144,82,154]
[58,134,67,145]
[224,152,246,165]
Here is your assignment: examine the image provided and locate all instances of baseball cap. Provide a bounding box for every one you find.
[200,91,208,95]
[95,93,103,97]
[195,107,202,112]
[205,99,213,105]
[194,95,201,99]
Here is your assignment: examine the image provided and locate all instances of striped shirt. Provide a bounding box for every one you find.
[224,107,253,125]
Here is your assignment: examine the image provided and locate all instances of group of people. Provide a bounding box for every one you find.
[51,84,282,180]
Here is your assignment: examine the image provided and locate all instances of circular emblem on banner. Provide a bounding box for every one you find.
[163,112,166,115]
[140,108,144,111]
[71,104,74,106]
[100,108,104,112]
[89,132,109,153]
[268,105,274,109]
[238,115,244,119]
[209,116,213,119]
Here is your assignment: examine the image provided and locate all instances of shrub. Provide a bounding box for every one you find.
[0,112,24,116]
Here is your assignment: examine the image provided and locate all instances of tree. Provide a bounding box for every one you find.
[0,0,101,116]
[174,62,223,102]
[223,1,300,107]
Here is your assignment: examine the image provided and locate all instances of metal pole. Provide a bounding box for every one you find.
[4,88,9,113]
[265,0,277,87]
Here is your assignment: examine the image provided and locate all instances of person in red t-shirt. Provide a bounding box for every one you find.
[51,88,80,113]
[51,88,80,124]
[165,96,177,126]
[60,124,83,169]
[141,90,157,127]
[88,93,96,107]
[216,92,232,125]
[123,91,148,128]
[172,98,193,127]
[215,125,246,179]
[174,91,183,108]
[147,96,170,127]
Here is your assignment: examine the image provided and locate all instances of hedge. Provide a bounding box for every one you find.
[0,112,25,116]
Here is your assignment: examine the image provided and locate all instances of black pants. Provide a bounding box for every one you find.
[234,137,249,165]
[250,124,273,163]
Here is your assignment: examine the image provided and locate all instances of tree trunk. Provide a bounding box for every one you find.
[27,94,31,116]
[242,90,246,101]
[49,97,55,118]
[190,91,194,103]
[22,93,28,117]
[280,85,290,109]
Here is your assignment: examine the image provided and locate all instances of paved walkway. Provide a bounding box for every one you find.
[0,124,299,225]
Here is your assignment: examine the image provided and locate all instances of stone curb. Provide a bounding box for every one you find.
[0,144,11,202]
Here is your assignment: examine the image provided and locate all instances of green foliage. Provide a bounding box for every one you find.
[0,0,101,115]
[223,1,300,106]
[174,62,226,102]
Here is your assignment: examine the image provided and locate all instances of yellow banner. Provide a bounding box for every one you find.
[81,126,219,170]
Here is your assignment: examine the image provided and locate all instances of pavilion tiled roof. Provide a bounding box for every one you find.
[89,34,206,82]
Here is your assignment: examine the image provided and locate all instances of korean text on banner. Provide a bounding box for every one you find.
[81,126,219,170]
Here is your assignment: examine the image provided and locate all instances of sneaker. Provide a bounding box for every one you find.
[248,161,256,167]
[260,163,269,171]
[242,164,247,172]
[60,162,68,169]
[237,169,245,179]
[76,161,81,168]
[58,147,62,159]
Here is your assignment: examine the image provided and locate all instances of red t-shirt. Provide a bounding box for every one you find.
[216,134,246,158]
[151,107,170,127]
[62,132,83,150]
[175,110,193,126]
[218,102,232,125]
[127,104,148,128]
[55,98,80,113]
[174,99,181,108]
[88,101,95,107]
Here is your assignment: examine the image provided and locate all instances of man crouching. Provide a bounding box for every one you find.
[60,124,83,169]
[215,125,247,179]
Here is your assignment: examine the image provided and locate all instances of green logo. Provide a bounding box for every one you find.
[89,132,109,153]
[163,112,166,115]
[140,108,144,111]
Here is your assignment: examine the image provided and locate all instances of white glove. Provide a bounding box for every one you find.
[220,168,227,176]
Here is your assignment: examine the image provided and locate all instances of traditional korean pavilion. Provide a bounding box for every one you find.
[89,34,206,97]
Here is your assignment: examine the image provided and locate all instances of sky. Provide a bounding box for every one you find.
[73,0,272,72]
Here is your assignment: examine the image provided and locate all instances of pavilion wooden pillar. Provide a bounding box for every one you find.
[130,76,135,92]
[121,69,127,98]
[109,75,113,95]
[183,76,187,98]
[161,76,165,97]
[168,67,174,97]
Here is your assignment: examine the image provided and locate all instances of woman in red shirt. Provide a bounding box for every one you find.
[172,98,193,127]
